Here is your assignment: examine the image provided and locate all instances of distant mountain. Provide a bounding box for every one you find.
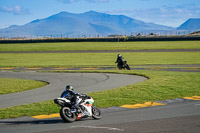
[177,18,200,31]
[0,11,174,38]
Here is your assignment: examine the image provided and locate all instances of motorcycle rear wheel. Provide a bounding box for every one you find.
[92,106,101,119]
[117,64,123,70]
[60,107,77,123]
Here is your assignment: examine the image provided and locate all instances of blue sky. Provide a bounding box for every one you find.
[0,0,200,29]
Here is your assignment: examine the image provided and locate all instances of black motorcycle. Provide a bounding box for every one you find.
[117,61,130,70]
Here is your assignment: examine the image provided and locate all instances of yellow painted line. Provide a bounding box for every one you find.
[184,96,200,100]
[25,67,41,70]
[193,96,200,99]
[120,102,166,109]
[0,67,15,69]
[151,102,166,106]
[32,96,200,119]
[32,113,60,119]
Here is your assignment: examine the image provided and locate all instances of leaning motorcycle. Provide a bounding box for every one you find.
[117,61,130,70]
[54,94,101,123]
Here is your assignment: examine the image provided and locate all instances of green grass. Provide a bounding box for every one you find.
[0,100,59,119]
[88,70,200,107]
[0,41,200,119]
[0,52,200,67]
[0,78,48,94]
[0,70,199,119]
[0,41,200,51]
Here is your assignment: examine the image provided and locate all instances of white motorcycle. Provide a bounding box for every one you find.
[54,94,101,122]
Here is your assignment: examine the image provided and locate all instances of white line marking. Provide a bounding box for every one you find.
[71,126,124,131]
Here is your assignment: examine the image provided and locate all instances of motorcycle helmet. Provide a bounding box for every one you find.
[66,85,73,91]
[117,54,121,57]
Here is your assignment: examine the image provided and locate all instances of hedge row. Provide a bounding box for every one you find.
[0,36,200,43]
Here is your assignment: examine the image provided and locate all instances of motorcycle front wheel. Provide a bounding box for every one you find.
[125,64,130,70]
[60,107,77,123]
[92,106,101,119]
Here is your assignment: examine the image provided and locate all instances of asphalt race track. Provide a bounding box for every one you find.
[0,72,147,108]
[1,100,200,133]
[0,71,200,133]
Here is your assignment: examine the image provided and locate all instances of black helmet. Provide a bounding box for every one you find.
[117,54,121,57]
[66,85,73,91]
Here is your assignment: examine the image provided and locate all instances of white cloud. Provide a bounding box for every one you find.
[0,6,29,15]
[107,4,200,27]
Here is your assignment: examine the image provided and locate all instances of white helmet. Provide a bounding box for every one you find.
[117,54,121,57]
[66,85,73,91]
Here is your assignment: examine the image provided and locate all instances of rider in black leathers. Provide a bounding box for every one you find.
[61,85,81,110]
[115,54,126,68]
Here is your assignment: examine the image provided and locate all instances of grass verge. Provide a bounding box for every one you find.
[0,41,200,51]
[0,52,200,67]
[0,78,48,94]
[0,70,200,119]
